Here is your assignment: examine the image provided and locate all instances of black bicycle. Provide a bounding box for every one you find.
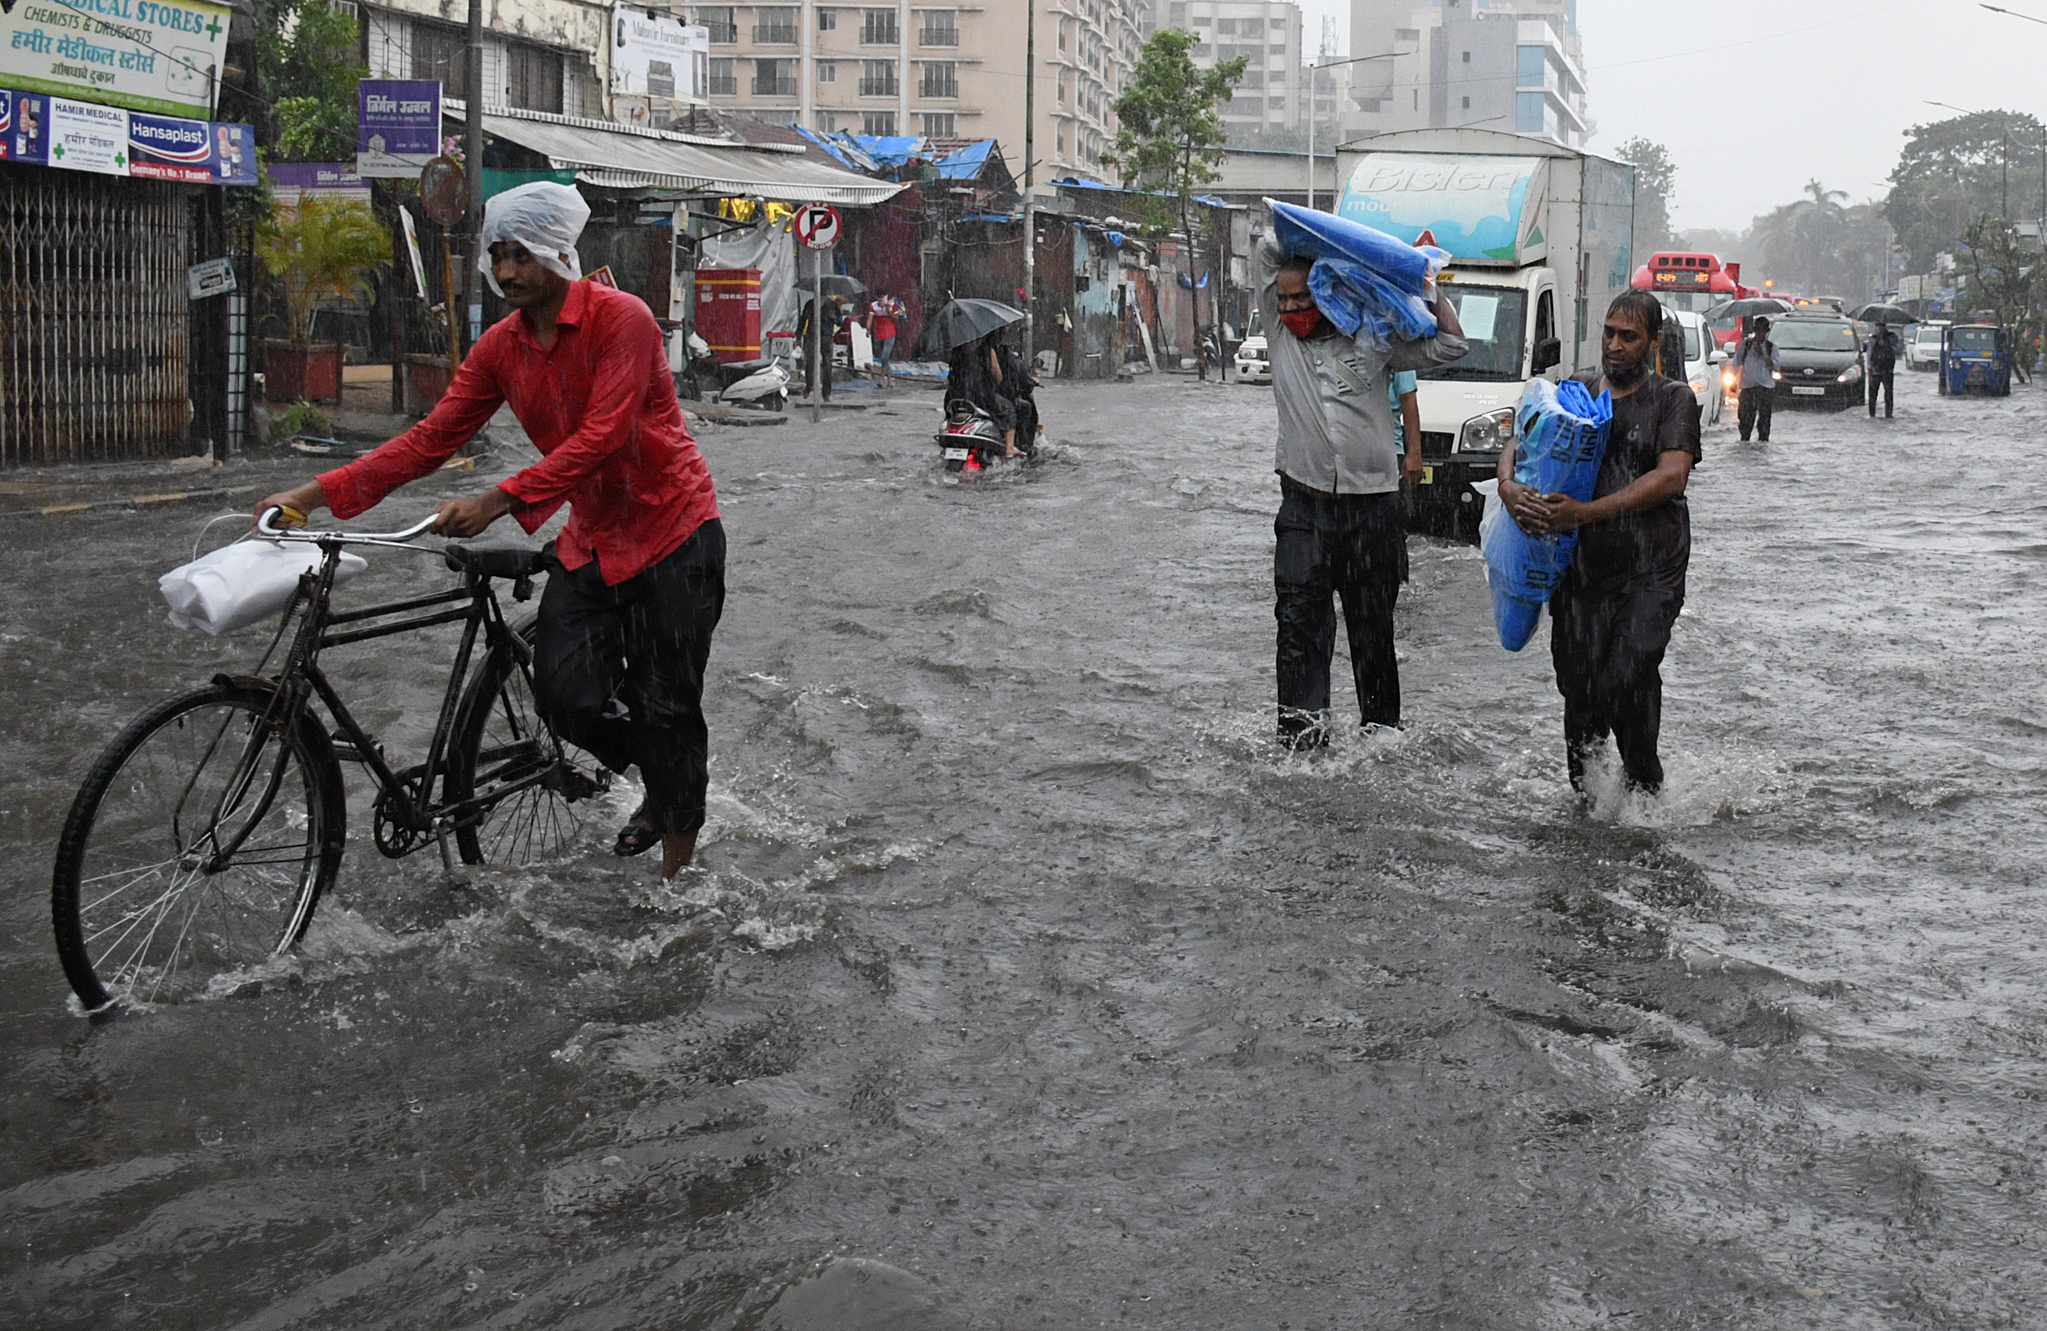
[50,510,610,1011]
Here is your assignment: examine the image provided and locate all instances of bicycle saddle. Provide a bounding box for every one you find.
[444,536,547,579]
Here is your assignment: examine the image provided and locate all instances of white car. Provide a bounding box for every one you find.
[1906,322,1946,370]
[1234,332,1270,383]
[1671,309,1726,425]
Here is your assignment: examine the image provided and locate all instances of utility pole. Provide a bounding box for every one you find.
[1304,48,1409,210]
[463,0,484,349]
[1022,0,1036,367]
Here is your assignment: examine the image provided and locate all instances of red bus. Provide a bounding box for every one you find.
[1632,252,1757,350]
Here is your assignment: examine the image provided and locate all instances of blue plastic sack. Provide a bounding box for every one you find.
[1481,378,1612,651]
[1268,199,1449,343]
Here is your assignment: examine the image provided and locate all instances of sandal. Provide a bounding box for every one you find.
[614,805,662,858]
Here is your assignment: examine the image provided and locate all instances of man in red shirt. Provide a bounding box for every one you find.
[257,184,723,879]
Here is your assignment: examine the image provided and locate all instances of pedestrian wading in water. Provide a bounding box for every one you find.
[256,183,725,880]
[1257,239,1467,748]
[1499,289,1701,796]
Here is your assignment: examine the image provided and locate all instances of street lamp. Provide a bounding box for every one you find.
[1304,48,1412,211]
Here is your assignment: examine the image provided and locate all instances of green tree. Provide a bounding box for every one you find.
[258,194,392,347]
[1615,137,1676,258]
[1956,213,2042,327]
[1884,110,2045,271]
[258,0,368,162]
[1104,28,1246,376]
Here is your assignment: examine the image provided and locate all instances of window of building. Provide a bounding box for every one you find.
[698,6,736,44]
[1058,68,1067,102]
[919,60,956,98]
[859,58,897,96]
[921,112,954,136]
[1215,17,1234,32]
[754,7,796,43]
[919,9,957,46]
[1269,16,1283,27]
[862,111,896,135]
[752,57,796,95]
[1057,19,1067,50]
[707,56,736,95]
[1461,95,1471,109]
[410,24,465,99]
[817,7,836,30]
[1167,2,1185,21]
[1057,124,1066,155]
[1268,95,1284,109]
[817,60,837,83]
[860,7,898,45]
[506,44,563,113]
[1516,91,1545,132]
[1516,44,1546,88]
[1269,43,1284,54]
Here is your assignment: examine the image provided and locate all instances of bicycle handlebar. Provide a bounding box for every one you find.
[257,507,441,544]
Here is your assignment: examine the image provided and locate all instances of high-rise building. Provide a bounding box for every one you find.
[690,2,1145,184]
[1154,1,1306,140]
[1345,0,1587,149]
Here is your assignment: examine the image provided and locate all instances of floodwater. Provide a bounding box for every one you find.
[2,367,2045,1329]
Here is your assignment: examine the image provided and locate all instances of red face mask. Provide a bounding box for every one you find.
[1280,309,1321,339]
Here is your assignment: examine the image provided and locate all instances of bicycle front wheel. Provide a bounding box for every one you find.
[51,683,344,1010]
[446,634,609,867]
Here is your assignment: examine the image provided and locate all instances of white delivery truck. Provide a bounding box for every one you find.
[1333,128,1635,541]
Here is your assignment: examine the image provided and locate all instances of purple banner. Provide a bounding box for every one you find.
[356,79,441,176]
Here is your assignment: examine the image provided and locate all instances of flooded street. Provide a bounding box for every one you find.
[4,366,2046,1329]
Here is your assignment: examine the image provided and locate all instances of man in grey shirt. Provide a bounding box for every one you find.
[1259,239,1468,747]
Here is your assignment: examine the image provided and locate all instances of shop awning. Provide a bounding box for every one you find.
[446,102,907,206]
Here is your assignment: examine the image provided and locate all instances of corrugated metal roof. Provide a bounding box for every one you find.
[454,104,908,206]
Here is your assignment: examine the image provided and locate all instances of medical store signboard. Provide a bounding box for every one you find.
[0,86,252,181]
[1,0,233,120]
[356,79,440,178]
[611,6,708,101]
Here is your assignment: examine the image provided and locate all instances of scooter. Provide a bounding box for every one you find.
[935,400,1008,474]
[718,355,792,413]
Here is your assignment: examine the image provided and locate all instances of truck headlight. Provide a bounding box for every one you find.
[1837,365,1862,383]
[1459,407,1516,452]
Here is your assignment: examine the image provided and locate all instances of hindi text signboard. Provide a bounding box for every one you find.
[0,0,232,119]
[357,79,441,178]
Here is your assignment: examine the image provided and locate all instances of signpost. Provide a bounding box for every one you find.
[356,80,442,178]
[794,203,841,424]
[421,156,467,378]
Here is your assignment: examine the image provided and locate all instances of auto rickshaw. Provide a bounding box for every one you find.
[1938,323,2013,396]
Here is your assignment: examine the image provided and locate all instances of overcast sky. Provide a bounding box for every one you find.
[1296,0,2047,232]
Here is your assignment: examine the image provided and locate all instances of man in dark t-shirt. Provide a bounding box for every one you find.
[1499,290,1702,794]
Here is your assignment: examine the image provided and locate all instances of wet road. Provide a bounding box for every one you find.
[3,366,2045,1328]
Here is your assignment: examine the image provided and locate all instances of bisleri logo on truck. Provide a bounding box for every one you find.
[1338,154,1546,265]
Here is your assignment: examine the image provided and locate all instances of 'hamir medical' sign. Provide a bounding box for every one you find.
[0,0,233,119]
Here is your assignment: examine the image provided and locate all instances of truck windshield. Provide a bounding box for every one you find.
[1420,286,1527,381]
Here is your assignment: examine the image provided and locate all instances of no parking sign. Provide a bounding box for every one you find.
[794,203,841,249]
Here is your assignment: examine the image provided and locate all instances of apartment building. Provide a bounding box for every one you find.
[1345,0,1588,148]
[686,2,1145,184]
[355,0,610,121]
[1152,1,1304,140]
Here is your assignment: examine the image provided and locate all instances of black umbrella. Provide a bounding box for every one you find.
[1850,302,1914,325]
[795,274,867,299]
[920,298,1026,355]
[1706,296,1793,319]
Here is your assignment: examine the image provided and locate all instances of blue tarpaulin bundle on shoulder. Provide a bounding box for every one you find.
[1266,198,1449,343]
[1481,378,1613,651]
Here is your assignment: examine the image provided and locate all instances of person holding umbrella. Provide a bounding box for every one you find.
[1866,319,1899,418]
[928,299,1029,459]
[1734,315,1781,443]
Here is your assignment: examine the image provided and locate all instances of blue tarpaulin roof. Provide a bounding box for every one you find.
[936,140,994,180]
[1051,176,1229,208]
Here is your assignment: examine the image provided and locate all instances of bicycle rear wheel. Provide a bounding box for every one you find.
[446,630,609,866]
[51,683,344,1010]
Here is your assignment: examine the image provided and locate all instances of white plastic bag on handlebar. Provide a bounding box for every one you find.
[159,539,366,636]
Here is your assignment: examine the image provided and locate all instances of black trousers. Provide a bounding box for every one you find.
[803,333,833,400]
[1274,483,1406,740]
[1550,584,1680,793]
[533,520,726,837]
[1737,386,1773,441]
[1868,368,1894,416]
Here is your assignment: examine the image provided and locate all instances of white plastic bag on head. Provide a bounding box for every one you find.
[477,182,590,296]
[159,540,366,636]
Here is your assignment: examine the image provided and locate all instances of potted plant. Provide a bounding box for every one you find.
[257,192,390,404]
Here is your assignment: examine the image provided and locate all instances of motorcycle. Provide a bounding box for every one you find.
[935,400,1010,474]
